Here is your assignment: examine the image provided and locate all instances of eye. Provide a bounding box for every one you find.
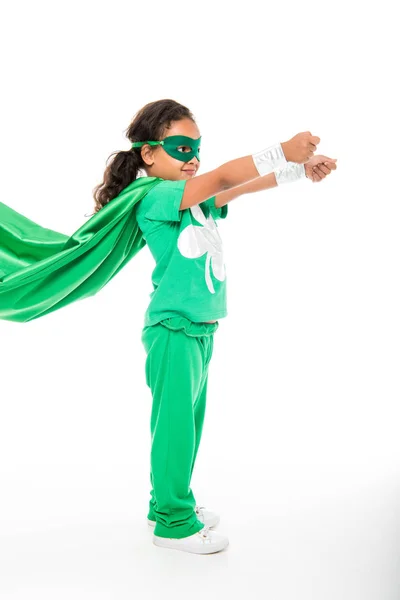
[178,146,191,152]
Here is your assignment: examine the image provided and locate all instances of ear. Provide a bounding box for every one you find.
[141,143,156,166]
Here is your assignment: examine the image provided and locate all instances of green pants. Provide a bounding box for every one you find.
[141,315,219,539]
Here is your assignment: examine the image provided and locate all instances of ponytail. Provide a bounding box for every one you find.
[89,149,142,216]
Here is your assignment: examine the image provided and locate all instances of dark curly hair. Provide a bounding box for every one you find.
[89,99,196,215]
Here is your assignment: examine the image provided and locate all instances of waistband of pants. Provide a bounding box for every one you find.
[155,316,219,337]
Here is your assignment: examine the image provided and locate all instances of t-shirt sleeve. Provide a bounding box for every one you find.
[200,196,228,220]
[138,179,186,222]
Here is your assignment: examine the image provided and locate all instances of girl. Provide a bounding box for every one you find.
[0,98,337,555]
[92,98,336,555]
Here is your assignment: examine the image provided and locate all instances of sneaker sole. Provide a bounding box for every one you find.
[153,534,229,554]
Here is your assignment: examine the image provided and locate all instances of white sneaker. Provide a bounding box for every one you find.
[153,525,229,554]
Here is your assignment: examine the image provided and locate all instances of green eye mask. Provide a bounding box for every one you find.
[131,135,201,162]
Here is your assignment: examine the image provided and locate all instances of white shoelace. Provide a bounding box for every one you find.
[197,525,211,542]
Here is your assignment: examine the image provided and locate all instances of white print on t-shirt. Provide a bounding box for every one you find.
[177,204,226,294]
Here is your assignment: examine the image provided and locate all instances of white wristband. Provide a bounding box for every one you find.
[273,162,306,185]
[252,142,287,176]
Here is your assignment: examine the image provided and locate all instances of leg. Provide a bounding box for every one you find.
[141,323,207,539]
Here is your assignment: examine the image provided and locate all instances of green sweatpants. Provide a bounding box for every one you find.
[141,315,219,539]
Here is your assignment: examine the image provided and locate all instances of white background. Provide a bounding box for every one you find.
[0,0,399,598]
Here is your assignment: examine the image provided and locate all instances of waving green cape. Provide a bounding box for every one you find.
[0,176,163,323]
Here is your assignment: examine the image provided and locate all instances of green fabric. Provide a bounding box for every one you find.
[132,135,201,162]
[142,315,217,538]
[135,178,228,327]
[0,176,163,323]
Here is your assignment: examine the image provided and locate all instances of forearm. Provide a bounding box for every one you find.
[215,173,278,208]
[218,142,288,190]
[214,162,306,208]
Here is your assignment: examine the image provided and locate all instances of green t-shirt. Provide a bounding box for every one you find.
[135,178,228,327]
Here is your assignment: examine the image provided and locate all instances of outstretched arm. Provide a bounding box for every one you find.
[215,155,338,208]
[180,132,320,211]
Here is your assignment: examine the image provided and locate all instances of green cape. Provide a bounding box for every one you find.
[0,176,163,323]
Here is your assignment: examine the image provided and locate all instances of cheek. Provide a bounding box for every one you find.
[172,156,185,168]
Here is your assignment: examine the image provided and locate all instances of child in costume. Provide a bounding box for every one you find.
[0,98,337,555]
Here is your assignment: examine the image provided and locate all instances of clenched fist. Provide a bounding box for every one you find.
[282,132,321,164]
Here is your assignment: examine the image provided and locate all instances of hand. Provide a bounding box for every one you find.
[305,155,338,183]
[282,132,321,164]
